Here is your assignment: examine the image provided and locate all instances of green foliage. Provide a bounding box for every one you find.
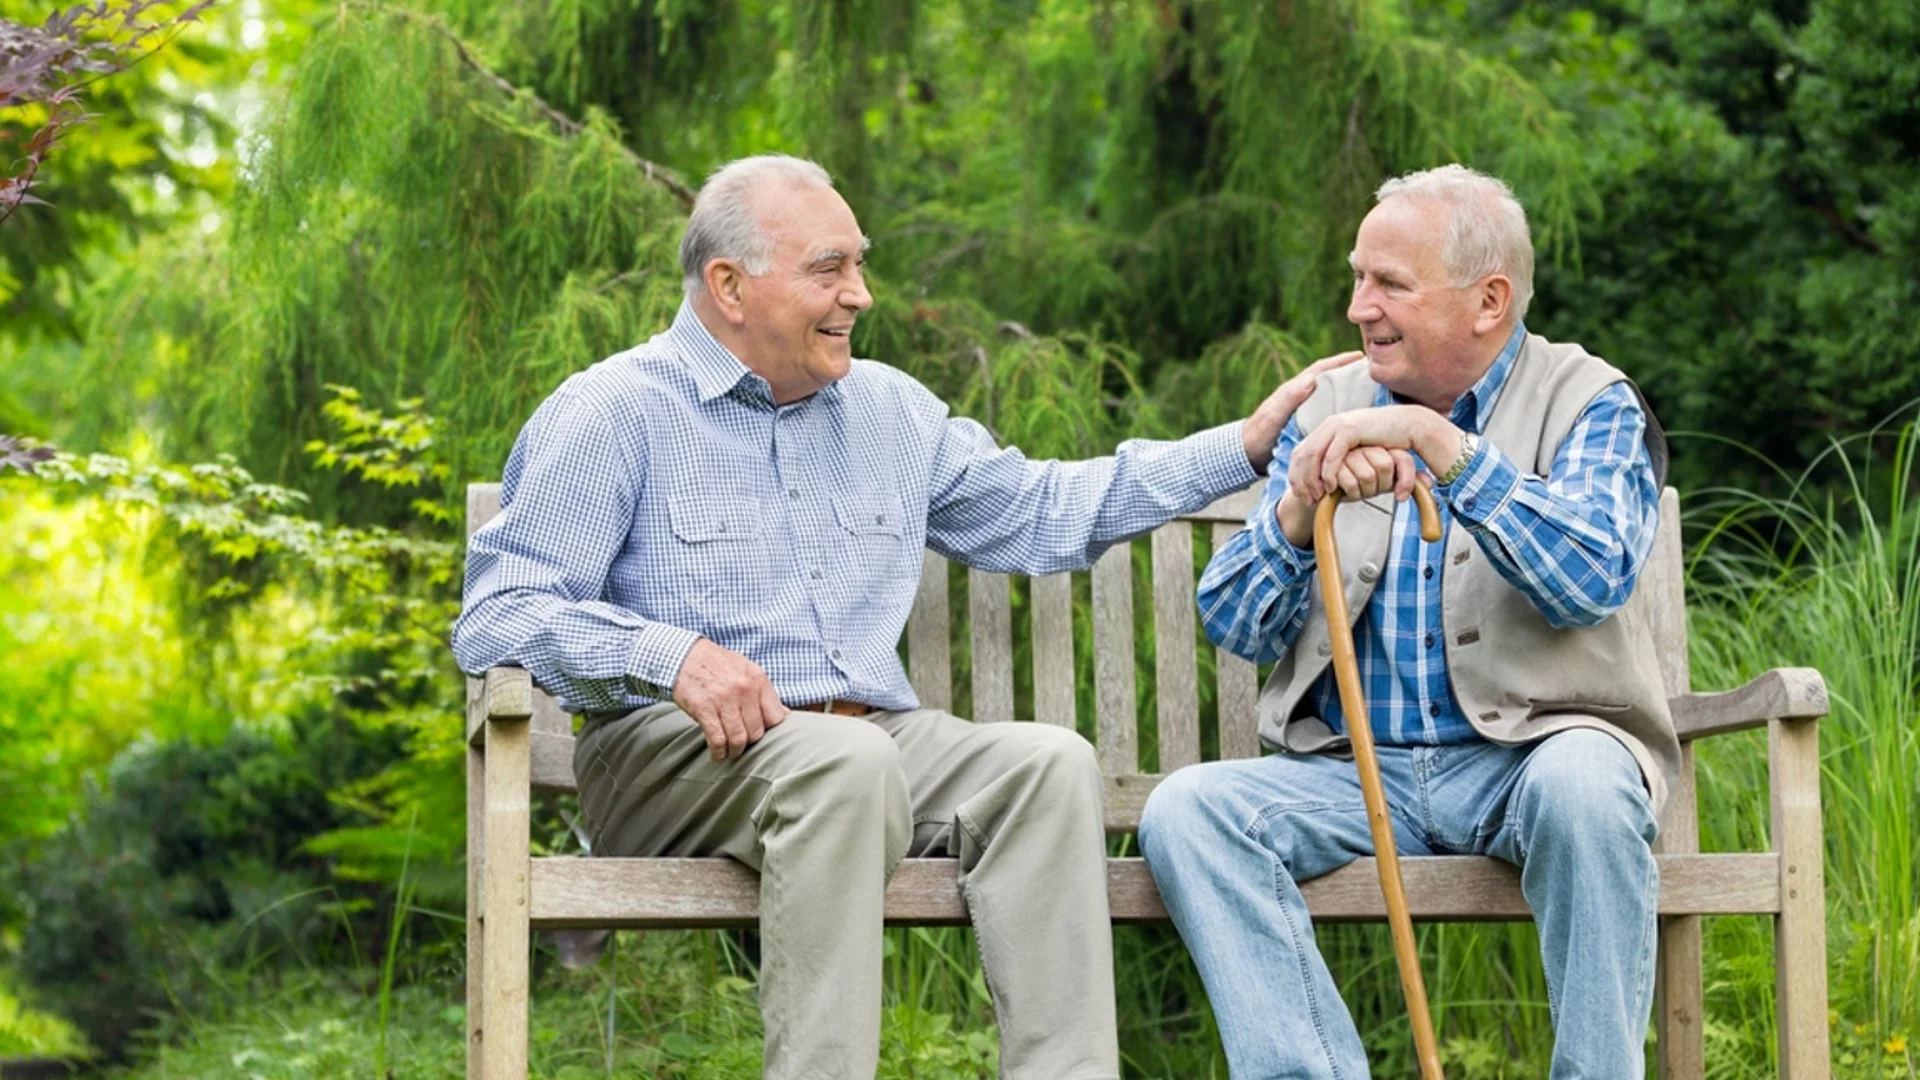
[9,724,391,1059]
[1412,0,1920,494]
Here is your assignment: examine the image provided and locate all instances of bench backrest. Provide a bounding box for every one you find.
[465,483,1690,828]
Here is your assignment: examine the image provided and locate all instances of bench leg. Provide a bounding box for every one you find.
[1655,744,1705,1080]
[483,718,533,1080]
[1771,717,1830,1079]
[467,740,487,1080]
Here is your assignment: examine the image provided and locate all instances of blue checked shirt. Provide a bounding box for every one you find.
[453,301,1259,714]
[1196,323,1660,746]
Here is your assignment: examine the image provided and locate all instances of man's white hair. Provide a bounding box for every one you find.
[1374,164,1534,321]
[680,154,836,294]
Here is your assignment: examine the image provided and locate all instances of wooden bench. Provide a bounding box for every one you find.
[462,483,1831,1079]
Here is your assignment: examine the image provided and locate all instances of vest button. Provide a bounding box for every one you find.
[1317,641,1332,657]
[1358,561,1380,583]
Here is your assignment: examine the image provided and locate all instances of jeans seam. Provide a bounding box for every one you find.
[1270,848,1349,1080]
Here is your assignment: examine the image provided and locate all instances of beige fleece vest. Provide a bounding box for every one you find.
[1255,333,1681,818]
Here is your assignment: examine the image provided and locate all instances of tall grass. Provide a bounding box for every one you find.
[1684,423,1920,1072]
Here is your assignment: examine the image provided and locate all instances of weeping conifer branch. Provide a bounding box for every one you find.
[338,2,695,208]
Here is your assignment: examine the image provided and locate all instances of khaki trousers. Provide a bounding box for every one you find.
[573,704,1120,1080]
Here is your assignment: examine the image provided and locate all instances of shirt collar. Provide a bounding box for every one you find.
[1374,321,1527,435]
[666,300,768,405]
[664,300,846,408]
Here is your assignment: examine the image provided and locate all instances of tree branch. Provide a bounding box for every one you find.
[343,2,696,210]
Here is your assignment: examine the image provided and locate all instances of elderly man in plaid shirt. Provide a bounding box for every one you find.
[452,154,1356,1080]
[1139,165,1678,1080]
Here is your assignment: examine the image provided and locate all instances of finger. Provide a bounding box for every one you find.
[741,694,767,748]
[1305,350,1365,376]
[1336,464,1363,502]
[1320,427,1356,494]
[760,680,788,729]
[1290,454,1321,504]
[1390,449,1418,500]
[1360,447,1395,497]
[718,699,749,760]
[697,706,729,761]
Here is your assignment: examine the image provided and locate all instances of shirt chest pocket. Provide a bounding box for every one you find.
[666,496,766,606]
[669,496,765,544]
[831,490,915,588]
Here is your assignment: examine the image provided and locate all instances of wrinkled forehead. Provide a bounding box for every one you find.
[1349,197,1450,281]
[752,180,870,266]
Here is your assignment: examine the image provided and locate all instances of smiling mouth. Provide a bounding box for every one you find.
[1368,334,1403,350]
[818,326,852,339]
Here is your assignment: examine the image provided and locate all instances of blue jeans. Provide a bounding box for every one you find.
[1138,729,1659,1080]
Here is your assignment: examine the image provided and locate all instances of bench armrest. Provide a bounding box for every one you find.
[1670,667,1828,742]
[467,665,535,745]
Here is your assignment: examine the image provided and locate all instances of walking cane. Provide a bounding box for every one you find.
[1314,486,1447,1080]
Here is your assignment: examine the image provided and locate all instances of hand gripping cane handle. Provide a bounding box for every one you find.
[1314,487,1447,1080]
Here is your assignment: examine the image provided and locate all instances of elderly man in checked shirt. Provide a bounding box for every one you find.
[452,154,1357,1080]
[1138,165,1679,1080]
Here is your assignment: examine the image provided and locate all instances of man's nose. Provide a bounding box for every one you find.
[842,276,873,312]
[1347,283,1379,325]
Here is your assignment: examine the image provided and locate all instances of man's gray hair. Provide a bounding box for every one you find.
[680,154,836,294]
[1375,164,1534,321]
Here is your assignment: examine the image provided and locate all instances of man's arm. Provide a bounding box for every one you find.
[921,414,1257,575]
[1442,383,1660,627]
[921,352,1366,575]
[451,387,700,711]
[1196,415,1318,663]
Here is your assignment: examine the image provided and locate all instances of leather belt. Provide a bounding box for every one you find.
[791,699,875,717]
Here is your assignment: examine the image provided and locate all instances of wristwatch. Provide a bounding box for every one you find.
[1436,430,1480,487]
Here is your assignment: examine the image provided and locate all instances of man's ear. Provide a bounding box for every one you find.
[705,259,750,326]
[1474,275,1514,335]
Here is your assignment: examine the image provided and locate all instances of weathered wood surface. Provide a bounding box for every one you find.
[526,852,1783,929]
[1091,543,1137,774]
[907,552,952,713]
[1030,573,1075,729]
[480,713,531,1080]
[1647,489,1704,1080]
[1670,667,1829,741]
[969,569,1015,724]
[1151,523,1201,772]
[1772,717,1831,1078]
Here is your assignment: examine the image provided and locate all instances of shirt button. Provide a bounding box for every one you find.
[875,514,885,525]
[1423,565,1435,580]
[1428,702,1441,718]
[788,488,801,499]
[1424,633,1435,649]
[830,648,844,660]
[810,569,823,580]
[1461,496,1477,512]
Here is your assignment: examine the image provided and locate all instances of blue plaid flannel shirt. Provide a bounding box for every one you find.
[453,301,1259,714]
[1196,323,1661,746]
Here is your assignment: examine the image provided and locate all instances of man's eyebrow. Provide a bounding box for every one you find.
[803,237,873,271]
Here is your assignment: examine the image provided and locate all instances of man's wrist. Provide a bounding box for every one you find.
[1419,415,1469,482]
[1275,492,1315,549]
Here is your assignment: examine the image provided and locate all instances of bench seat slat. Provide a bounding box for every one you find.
[526,853,1782,929]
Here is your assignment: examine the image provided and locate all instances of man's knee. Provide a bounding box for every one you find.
[1515,729,1656,847]
[1139,764,1226,858]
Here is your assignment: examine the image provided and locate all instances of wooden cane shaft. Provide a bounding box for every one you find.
[1315,491,1446,1080]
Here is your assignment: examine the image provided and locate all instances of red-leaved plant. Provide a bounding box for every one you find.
[1,0,214,225]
